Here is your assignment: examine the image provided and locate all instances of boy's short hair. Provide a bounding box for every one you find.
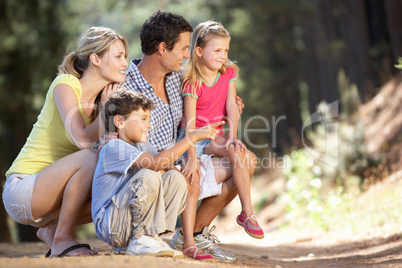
[140,10,193,55]
[103,90,155,132]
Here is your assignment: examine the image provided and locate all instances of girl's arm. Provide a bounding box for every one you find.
[182,95,201,182]
[132,122,224,170]
[225,80,245,151]
[54,84,104,149]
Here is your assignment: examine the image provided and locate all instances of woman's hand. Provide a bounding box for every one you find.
[93,131,118,150]
[100,82,120,106]
[225,137,246,152]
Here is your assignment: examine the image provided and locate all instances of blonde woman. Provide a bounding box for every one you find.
[2,26,128,257]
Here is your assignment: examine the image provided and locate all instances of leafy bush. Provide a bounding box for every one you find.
[278,70,386,231]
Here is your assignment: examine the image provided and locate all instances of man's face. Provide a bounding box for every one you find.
[162,31,191,73]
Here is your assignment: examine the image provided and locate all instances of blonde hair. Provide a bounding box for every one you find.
[58,26,129,78]
[182,21,239,95]
[58,27,129,121]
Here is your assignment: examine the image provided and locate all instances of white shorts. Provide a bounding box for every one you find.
[176,154,222,200]
[3,173,55,228]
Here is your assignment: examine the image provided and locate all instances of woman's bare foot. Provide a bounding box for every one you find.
[37,220,58,246]
[51,238,97,257]
[38,221,96,257]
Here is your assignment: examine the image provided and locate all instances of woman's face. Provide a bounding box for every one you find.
[97,39,128,83]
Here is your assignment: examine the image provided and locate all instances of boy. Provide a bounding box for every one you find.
[91,90,223,257]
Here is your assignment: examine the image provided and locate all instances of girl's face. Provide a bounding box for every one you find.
[118,108,152,144]
[97,39,128,83]
[197,36,230,73]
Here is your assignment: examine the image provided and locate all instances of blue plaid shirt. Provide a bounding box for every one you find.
[122,59,183,152]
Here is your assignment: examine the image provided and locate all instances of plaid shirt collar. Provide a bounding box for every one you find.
[123,59,183,152]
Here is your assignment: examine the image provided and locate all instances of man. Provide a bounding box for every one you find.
[122,10,249,262]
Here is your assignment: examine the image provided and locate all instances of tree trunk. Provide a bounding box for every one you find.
[384,0,402,66]
[17,224,40,242]
[300,0,340,115]
[337,0,373,100]
[300,0,382,113]
[0,183,12,242]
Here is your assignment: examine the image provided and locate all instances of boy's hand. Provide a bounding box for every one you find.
[190,121,225,142]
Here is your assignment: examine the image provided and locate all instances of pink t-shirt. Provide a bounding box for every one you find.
[182,67,236,135]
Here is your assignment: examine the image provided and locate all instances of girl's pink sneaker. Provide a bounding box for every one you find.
[236,212,265,239]
[182,245,214,261]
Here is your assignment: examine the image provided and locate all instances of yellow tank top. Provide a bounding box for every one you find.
[6,74,92,177]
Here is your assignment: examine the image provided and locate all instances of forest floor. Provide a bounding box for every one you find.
[0,224,400,267]
[0,231,400,268]
[0,173,401,268]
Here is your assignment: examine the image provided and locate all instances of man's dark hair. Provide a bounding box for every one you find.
[140,10,193,55]
[103,90,155,132]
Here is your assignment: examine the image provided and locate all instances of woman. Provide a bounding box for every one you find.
[2,26,128,257]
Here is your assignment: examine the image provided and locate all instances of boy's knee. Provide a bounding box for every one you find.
[137,169,162,191]
[165,170,187,187]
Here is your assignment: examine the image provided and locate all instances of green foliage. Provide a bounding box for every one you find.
[280,151,402,234]
[279,70,385,231]
[0,0,81,177]
[395,57,402,70]
[280,149,342,230]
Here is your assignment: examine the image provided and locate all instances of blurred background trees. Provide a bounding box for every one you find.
[1,0,401,242]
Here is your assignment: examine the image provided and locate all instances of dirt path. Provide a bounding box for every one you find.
[0,231,400,268]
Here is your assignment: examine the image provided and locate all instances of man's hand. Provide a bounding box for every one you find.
[236,95,244,115]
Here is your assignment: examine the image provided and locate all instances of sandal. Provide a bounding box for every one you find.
[236,212,265,239]
[45,243,94,257]
[182,245,214,261]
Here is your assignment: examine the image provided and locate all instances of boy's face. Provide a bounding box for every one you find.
[118,108,152,144]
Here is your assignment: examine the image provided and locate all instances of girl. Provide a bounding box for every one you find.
[2,27,128,257]
[179,20,264,260]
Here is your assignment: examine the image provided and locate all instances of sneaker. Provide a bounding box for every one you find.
[112,246,127,255]
[182,245,214,261]
[153,235,184,259]
[236,212,265,239]
[127,235,174,257]
[170,226,237,263]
